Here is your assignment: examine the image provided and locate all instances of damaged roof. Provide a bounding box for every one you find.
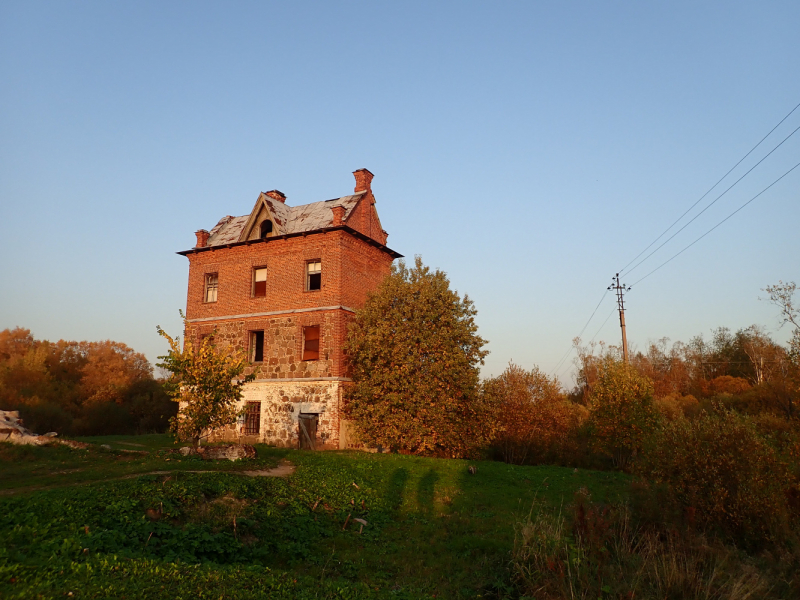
[206,192,365,247]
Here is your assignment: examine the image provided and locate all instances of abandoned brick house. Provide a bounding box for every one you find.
[179,169,401,449]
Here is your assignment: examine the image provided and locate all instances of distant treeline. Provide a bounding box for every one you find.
[485,323,800,548]
[489,324,798,470]
[0,327,176,436]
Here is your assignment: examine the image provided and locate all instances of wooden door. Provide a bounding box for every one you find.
[298,413,318,450]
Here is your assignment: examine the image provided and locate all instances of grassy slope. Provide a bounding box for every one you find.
[0,436,630,599]
[0,435,280,492]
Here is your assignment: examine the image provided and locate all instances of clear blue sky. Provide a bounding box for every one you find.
[1,1,798,384]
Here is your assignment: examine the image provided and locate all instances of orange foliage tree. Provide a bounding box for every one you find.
[486,363,583,465]
[0,327,168,435]
[344,257,497,458]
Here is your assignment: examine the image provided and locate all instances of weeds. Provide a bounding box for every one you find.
[512,490,783,599]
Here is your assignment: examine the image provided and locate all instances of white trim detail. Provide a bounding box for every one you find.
[187,305,356,323]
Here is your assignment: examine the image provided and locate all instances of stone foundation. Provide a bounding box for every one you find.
[206,379,347,450]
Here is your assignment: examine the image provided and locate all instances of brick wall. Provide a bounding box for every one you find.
[183,225,394,449]
[185,229,392,321]
[184,229,393,379]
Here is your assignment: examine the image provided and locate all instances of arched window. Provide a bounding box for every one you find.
[260,220,273,238]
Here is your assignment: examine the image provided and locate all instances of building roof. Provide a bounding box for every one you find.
[206,193,365,247]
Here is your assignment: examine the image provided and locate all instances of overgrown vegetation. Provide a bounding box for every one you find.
[3,280,799,597]
[512,489,793,599]
[0,440,629,599]
[0,327,175,435]
[344,257,497,458]
[157,320,255,447]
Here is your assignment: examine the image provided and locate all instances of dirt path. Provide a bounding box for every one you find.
[0,461,297,497]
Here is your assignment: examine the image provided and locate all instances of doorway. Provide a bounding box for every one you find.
[298,413,318,450]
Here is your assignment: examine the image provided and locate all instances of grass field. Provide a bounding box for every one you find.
[0,435,630,599]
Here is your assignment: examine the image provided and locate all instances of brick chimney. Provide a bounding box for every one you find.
[353,169,374,194]
[265,190,286,203]
[195,229,210,248]
[331,205,346,226]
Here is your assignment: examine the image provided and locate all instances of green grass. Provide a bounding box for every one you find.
[0,435,280,493]
[0,436,631,598]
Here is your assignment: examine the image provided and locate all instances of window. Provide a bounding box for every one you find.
[243,402,261,435]
[306,260,321,291]
[253,267,267,297]
[204,273,218,303]
[250,330,264,362]
[260,220,273,238]
[302,325,320,361]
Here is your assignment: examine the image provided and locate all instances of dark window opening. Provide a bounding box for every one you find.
[302,325,320,361]
[253,267,267,297]
[204,273,218,303]
[250,330,264,362]
[306,260,321,291]
[260,220,273,238]
[244,402,261,435]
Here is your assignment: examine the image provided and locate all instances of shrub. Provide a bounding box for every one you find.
[486,363,584,465]
[637,407,794,544]
[512,491,775,600]
[587,357,659,470]
[15,399,73,434]
[72,401,135,436]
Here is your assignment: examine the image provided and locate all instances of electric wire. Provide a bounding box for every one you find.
[630,159,800,288]
[623,122,800,277]
[550,290,609,376]
[589,307,617,344]
[619,100,800,274]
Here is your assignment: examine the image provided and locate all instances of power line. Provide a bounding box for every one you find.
[619,101,800,274]
[631,159,800,287]
[623,122,800,277]
[589,307,617,345]
[550,290,609,376]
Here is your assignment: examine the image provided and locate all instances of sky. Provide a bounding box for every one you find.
[1,1,799,385]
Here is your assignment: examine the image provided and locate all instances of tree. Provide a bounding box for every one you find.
[343,256,495,457]
[587,356,658,470]
[486,362,582,465]
[157,322,254,447]
[764,281,800,418]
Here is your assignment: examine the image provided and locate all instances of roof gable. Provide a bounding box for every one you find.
[205,192,366,247]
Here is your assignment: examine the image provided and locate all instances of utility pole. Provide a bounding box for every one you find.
[608,273,630,362]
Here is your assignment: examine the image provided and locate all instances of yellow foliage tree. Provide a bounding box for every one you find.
[157,322,254,447]
[587,356,658,470]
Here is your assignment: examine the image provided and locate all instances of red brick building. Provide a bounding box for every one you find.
[179,169,401,449]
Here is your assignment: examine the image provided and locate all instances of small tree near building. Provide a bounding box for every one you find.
[157,321,254,447]
[344,257,496,458]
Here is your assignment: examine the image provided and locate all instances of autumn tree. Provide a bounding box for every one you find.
[157,322,254,447]
[343,256,495,457]
[765,281,800,418]
[587,356,658,470]
[0,328,168,435]
[486,362,584,465]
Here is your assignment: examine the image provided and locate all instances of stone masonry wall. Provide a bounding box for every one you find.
[207,380,344,449]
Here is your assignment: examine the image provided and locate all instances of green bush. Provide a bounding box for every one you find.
[16,400,73,434]
[637,407,795,544]
[71,402,135,436]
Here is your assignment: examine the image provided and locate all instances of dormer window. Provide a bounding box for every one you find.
[260,220,273,238]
